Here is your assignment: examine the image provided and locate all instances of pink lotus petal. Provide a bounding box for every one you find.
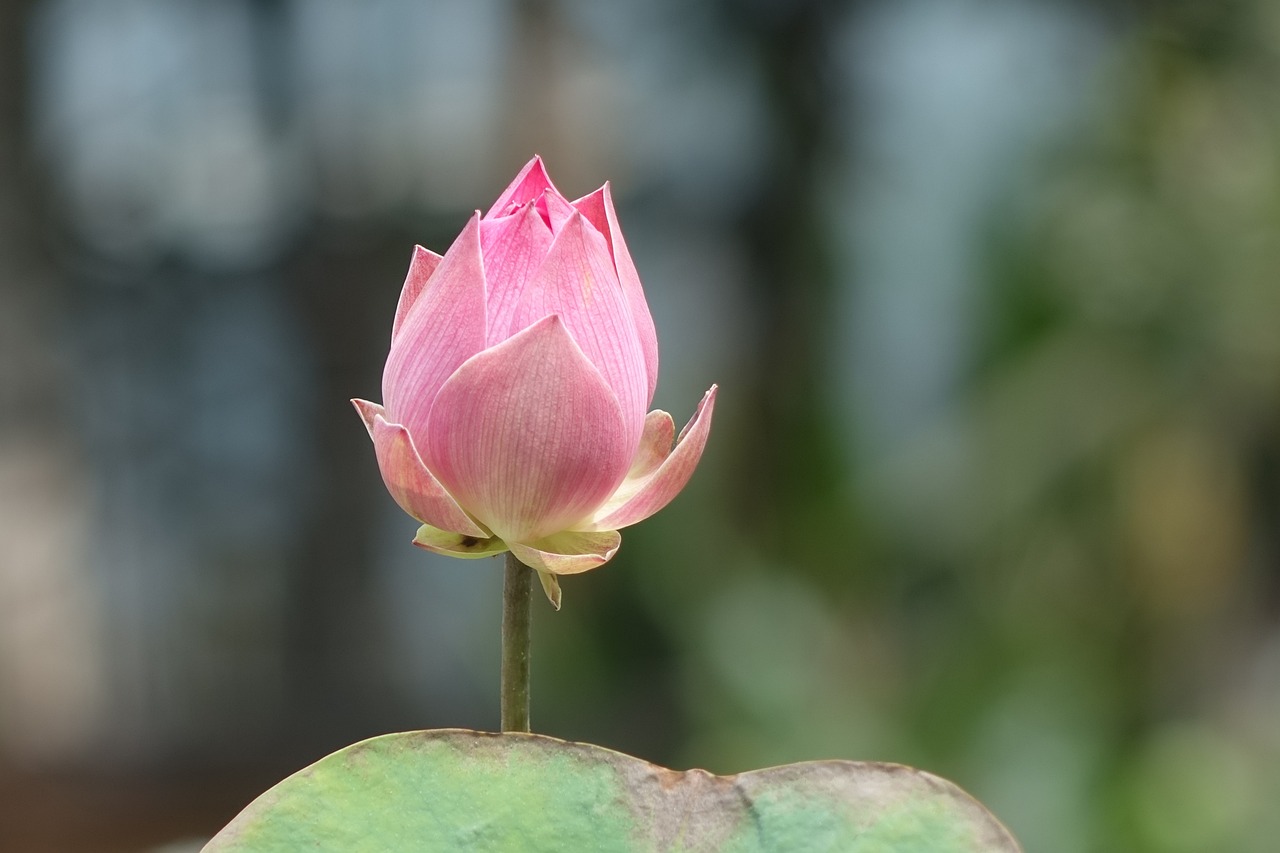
[629,410,676,478]
[382,214,488,440]
[589,385,717,531]
[479,203,554,346]
[535,187,577,235]
[585,410,675,521]
[423,316,631,543]
[484,156,559,219]
[508,530,622,575]
[351,399,488,538]
[511,212,648,451]
[413,523,508,558]
[391,245,442,342]
[573,183,660,406]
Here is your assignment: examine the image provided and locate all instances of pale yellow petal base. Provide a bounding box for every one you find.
[413,524,509,558]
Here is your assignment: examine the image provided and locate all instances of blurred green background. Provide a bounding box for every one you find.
[1,0,1278,850]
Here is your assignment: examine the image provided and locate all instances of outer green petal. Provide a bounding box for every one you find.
[507,530,621,576]
[413,524,509,559]
[536,571,563,611]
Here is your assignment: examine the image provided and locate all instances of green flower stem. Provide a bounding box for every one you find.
[500,552,532,733]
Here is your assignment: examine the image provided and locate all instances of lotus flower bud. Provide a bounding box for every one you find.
[352,158,716,607]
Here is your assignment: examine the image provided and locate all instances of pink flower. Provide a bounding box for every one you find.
[352,157,716,608]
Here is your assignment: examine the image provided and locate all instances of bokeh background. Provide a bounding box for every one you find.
[1,0,1279,850]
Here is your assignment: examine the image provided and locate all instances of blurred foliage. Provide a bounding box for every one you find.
[552,2,1280,852]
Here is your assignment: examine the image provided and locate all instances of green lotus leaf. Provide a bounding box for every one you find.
[206,729,1019,852]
